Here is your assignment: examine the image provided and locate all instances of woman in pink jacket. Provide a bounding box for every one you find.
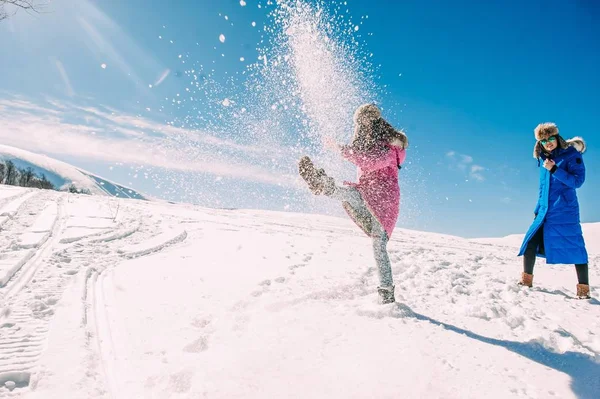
[298,104,408,304]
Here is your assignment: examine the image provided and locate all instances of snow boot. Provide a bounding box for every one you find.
[298,156,335,196]
[518,272,533,288]
[377,285,395,304]
[576,284,591,299]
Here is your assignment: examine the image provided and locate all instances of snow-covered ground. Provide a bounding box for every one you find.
[0,185,598,399]
[0,144,148,200]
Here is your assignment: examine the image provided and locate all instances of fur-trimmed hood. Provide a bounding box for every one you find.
[389,130,409,149]
[533,136,587,159]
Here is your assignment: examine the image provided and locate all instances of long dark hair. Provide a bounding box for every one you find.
[350,117,398,153]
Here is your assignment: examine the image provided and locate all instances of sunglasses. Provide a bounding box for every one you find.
[540,136,557,145]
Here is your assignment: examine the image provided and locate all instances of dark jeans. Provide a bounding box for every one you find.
[523,225,589,285]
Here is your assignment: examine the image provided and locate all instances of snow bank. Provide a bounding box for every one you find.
[0,144,148,200]
[0,145,94,192]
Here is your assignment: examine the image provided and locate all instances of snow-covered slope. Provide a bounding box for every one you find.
[0,186,598,399]
[0,144,148,200]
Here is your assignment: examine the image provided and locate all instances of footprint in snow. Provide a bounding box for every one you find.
[190,316,211,329]
[183,336,209,353]
[289,263,306,274]
[168,370,193,393]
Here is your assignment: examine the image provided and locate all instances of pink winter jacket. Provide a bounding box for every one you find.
[341,144,406,238]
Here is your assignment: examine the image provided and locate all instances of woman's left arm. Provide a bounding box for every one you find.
[551,155,586,188]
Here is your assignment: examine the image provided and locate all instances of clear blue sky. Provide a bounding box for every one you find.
[0,0,598,238]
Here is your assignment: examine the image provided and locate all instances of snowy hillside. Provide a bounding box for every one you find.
[0,144,148,200]
[0,185,598,399]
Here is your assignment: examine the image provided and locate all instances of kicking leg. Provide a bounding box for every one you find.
[298,156,335,195]
[329,184,364,208]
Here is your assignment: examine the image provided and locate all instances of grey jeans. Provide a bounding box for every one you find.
[330,185,394,288]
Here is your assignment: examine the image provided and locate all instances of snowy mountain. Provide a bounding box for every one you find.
[0,144,149,200]
[0,185,598,399]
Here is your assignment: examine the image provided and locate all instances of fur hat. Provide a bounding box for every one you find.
[353,104,381,126]
[534,122,559,141]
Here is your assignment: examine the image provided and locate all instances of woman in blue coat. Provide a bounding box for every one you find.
[518,122,590,299]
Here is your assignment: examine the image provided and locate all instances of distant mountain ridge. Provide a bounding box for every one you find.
[0,144,148,200]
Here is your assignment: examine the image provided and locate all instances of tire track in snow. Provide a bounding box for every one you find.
[117,228,187,259]
[0,191,38,219]
[2,197,65,299]
[80,220,188,397]
[0,198,145,396]
[0,194,67,396]
[90,271,120,398]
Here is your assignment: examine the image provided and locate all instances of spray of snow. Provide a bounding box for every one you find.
[152,0,426,226]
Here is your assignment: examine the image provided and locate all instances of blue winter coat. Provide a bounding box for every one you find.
[518,143,588,264]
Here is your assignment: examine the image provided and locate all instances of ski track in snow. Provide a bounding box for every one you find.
[0,189,188,397]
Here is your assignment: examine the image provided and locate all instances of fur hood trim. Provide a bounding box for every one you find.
[389,130,409,149]
[533,136,587,159]
[567,136,586,153]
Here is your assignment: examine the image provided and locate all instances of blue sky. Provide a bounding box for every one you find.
[0,0,598,238]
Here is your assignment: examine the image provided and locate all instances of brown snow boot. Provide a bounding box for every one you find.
[377,285,395,304]
[576,284,591,299]
[518,272,533,288]
[298,156,335,196]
